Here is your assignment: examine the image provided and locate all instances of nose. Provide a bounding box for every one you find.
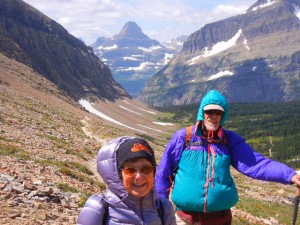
[134,170,144,179]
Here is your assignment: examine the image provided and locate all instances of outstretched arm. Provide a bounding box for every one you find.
[228,131,296,184]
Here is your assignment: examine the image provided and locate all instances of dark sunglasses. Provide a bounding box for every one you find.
[204,110,223,116]
[122,166,155,177]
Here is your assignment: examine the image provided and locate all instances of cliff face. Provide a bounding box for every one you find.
[0,0,130,101]
[138,0,300,107]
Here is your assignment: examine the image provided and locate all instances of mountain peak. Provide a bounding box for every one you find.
[108,21,161,48]
[114,21,149,40]
[120,21,142,36]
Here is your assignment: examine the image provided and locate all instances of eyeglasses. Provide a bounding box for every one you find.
[204,110,223,116]
[122,166,155,177]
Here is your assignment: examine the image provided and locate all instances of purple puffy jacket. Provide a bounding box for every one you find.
[77,136,176,225]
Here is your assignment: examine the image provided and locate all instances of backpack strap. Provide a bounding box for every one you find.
[103,198,108,224]
[157,198,165,225]
[184,125,193,147]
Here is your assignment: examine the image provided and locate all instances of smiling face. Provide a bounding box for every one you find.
[204,110,223,131]
[121,158,154,197]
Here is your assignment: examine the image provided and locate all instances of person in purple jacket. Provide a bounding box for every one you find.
[77,136,176,225]
[155,90,300,225]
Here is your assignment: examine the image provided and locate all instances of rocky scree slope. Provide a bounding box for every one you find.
[0,53,298,224]
[0,52,149,225]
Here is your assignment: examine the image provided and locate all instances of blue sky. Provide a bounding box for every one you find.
[22,0,256,45]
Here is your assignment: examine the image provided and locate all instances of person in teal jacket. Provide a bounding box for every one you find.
[155,90,300,224]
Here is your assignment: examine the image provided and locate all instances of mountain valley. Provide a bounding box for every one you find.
[0,0,300,224]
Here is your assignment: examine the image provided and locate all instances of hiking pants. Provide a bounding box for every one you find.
[176,209,232,225]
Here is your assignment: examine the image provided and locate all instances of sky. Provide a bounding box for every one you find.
[22,0,256,45]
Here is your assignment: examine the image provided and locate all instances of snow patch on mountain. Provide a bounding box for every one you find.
[252,0,276,11]
[188,29,242,65]
[206,70,234,81]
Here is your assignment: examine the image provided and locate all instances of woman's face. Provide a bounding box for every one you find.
[121,158,154,197]
[204,110,223,131]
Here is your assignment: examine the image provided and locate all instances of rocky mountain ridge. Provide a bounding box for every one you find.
[0,0,129,102]
[138,0,300,107]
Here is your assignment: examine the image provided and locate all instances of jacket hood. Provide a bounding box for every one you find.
[97,136,158,202]
[97,136,133,199]
[197,90,229,125]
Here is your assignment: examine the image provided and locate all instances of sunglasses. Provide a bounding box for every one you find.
[122,166,155,176]
[204,110,223,116]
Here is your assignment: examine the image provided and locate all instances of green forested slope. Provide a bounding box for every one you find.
[156,101,300,168]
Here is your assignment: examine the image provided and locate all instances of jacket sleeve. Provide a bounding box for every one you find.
[155,128,186,199]
[77,194,106,225]
[227,130,296,184]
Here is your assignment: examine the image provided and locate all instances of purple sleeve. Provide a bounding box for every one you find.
[155,128,186,199]
[228,131,295,184]
[77,194,106,225]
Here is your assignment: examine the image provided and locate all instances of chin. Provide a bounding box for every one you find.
[204,122,220,131]
[132,192,147,197]
[206,125,218,131]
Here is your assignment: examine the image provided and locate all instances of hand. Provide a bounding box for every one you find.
[291,172,300,188]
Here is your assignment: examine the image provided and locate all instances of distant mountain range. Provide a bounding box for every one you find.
[2,0,300,109]
[90,22,186,97]
[138,0,300,107]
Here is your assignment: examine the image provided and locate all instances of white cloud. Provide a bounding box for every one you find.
[23,0,255,44]
[213,4,248,15]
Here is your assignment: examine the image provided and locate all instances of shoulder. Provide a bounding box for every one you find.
[173,127,187,138]
[77,194,107,225]
[84,194,106,210]
[223,129,245,145]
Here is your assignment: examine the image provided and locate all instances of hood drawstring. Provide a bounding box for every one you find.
[203,143,216,213]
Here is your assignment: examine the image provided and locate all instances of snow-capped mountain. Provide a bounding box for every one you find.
[91,21,184,97]
[138,0,300,107]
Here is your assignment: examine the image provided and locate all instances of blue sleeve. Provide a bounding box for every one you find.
[155,128,186,199]
[227,131,295,184]
[77,194,106,225]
